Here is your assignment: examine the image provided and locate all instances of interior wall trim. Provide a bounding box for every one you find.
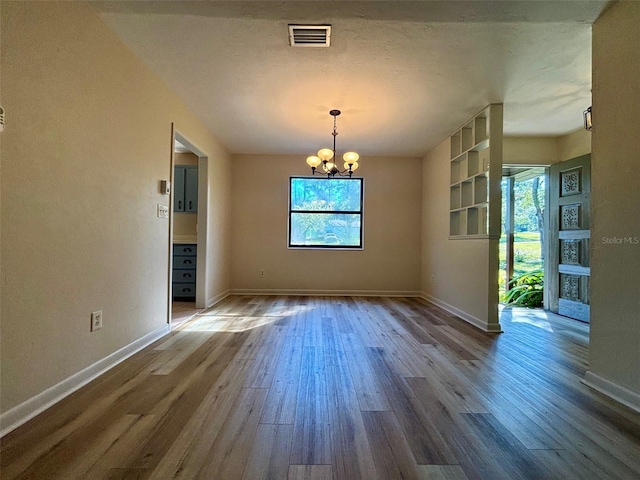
[206,289,231,308]
[420,293,503,333]
[583,371,640,414]
[0,324,170,438]
[229,289,422,297]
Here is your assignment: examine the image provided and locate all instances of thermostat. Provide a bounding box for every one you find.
[160,180,171,195]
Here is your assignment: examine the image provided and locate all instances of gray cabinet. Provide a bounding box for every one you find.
[172,243,197,299]
[174,165,198,213]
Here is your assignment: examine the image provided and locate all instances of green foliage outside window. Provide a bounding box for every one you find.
[289,177,363,248]
[504,270,544,308]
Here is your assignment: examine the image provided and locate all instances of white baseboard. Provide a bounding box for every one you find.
[206,289,231,308]
[420,294,502,333]
[583,371,640,414]
[229,289,422,297]
[0,324,170,438]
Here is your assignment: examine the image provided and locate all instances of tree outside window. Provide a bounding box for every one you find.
[289,177,363,248]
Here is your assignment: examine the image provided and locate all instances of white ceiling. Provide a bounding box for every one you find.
[96,1,607,157]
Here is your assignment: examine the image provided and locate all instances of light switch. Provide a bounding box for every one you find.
[157,204,169,218]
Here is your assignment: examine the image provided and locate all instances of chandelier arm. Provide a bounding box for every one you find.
[307,109,358,178]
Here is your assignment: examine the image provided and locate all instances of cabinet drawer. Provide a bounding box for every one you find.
[173,244,197,255]
[174,255,196,268]
[173,268,196,282]
[173,283,196,297]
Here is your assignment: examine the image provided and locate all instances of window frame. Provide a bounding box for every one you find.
[288,176,364,250]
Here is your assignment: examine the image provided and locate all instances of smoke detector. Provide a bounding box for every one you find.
[288,25,331,47]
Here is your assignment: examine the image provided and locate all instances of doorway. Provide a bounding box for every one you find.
[500,167,546,307]
[169,128,209,329]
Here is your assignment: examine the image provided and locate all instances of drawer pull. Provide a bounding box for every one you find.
[184,248,192,252]
[184,259,192,264]
[183,273,192,278]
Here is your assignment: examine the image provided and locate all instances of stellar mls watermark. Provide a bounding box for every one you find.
[601,236,639,245]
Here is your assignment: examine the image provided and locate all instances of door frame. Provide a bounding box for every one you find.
[501,165,550,308]
[168,125,209,328]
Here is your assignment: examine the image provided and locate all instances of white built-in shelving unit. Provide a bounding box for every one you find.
[449,104,503,238]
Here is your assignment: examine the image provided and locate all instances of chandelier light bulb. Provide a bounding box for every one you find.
[317,148,334,161]
[345,161,359,172]
[343,151,359,164]
[306,155,322,168]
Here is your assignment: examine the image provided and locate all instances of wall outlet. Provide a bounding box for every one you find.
[157,204,169,218]
[259,269,265,277]
[91,310,103,331]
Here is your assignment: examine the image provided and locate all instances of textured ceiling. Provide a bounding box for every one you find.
[96,1,608,157]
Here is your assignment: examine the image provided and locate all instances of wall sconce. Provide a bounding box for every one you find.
[583,106,592,131]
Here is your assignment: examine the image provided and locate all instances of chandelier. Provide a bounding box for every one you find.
[305,109,360,177]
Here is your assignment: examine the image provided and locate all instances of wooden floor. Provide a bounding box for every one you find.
[171,300,203,326]
[2,296,640,480]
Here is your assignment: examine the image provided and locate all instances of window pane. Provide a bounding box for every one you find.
[290,213,362,247]
[290,178,362,212]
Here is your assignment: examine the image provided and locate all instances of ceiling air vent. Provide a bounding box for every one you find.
[289,25,331,47]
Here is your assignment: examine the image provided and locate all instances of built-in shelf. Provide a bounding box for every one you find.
[449,105,502,238]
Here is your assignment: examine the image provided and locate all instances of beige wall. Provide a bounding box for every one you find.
[557,128,591,162]
[503,136,559,165]
[503,130,591,166]
[230,155,422,294]
[174,152,198,166]
[0,2,231,414]
[589,1,640,400]
[421,140,494,326]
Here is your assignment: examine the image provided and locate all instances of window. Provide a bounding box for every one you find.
[289,177,363,249]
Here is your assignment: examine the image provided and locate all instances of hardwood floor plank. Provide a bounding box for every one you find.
[417,465,470,480]
[288,464,333,480]
[126,344,242,471]
[3,296,640,480]
[459,412,553,479]
[340,333,391,411]
[260,334,303,424]
[326,363,378,480]
[290,346,332,465]
[198,387,268,479]
[445,365,564,450]
[361,410,421,480]
[148,354,254,478]
[420,344,489,413]
[530,448,615,480]
[366,347,458,465]
[4,414,142,480]
[83,415,158,479]
[369,327,438,378]
[243,323,287,388]
[103,468,152,480]
[241,424,294,480]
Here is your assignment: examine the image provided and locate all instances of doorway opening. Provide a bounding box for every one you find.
[169,129,209,329]
[499,167,546,307]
